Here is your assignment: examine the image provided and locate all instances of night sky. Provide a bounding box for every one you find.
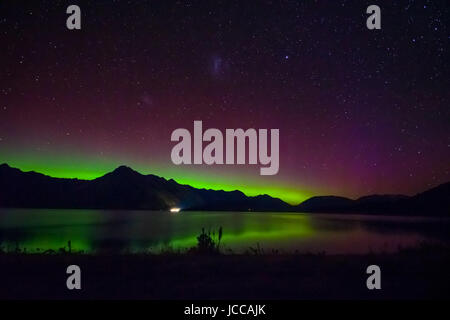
[0,0,449,204]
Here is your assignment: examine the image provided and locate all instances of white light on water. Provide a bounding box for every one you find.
[170,207,181,213]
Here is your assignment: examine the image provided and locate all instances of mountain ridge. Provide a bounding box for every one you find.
[0,163,290,212]
[0,163,448,216]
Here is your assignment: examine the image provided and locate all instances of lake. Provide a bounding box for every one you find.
[0,209,449,254]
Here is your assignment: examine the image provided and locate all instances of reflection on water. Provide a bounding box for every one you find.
[0,209,449,254]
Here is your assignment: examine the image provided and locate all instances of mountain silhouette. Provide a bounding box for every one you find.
[0,163,290,211]
[0,163,448,215]
[296,194,409,213]
[295,196,354,212]
[295,184,449,216]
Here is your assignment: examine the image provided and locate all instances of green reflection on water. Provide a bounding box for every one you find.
[168,219,315,252]
[0,209,315,253]
[1,209,441,254]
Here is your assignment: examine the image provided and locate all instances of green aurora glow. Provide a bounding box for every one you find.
[0,150,312,204]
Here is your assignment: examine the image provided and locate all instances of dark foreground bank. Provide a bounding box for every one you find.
[1,244,449,300]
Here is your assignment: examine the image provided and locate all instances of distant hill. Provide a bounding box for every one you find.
[405,181,450,214]
[295,184,449,216]
[0,163,449,216]
[295,196,354,212]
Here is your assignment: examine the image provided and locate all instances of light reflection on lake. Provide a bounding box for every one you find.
[0,209,449,254]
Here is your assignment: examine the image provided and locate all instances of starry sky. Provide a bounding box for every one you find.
[0,0,449,204]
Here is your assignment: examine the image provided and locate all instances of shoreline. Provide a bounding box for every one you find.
[1,244,449,299]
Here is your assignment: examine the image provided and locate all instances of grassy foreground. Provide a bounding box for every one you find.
[0,243,449,300]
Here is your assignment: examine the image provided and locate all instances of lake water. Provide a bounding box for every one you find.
[0,209,449,254]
